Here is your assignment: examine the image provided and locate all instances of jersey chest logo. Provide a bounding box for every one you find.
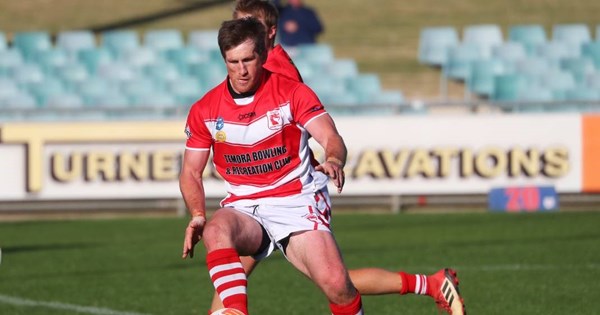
[267,108,283,130]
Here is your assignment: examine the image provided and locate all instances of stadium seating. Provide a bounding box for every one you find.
[552,23,591,55]
[188,30,219,51]
[0,28,404,119]
[418,22,600,108]
[56,30,96,60]
[0,49,24,76]
[418,26,460,66]
[508,24,547,55]
[77,47,113,74]
[101,30,140,57]
[0,32,6,51]
[463,24,503,59]
[143,29,184,52]
[444,43,482,80]
[13,31,52,60]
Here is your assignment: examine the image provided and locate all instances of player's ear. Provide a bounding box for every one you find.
[267,25,277,41]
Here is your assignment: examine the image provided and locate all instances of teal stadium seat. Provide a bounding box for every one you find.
[143,29,184,52]
[444,43,482,81]
[56,63,90,90]
[188,30,220,51]
[325,59,358,79]
[12,64,45,86]
[97,62,138,83]
[463,24,504,59]
[145,62,181,86]
[0,78,20,100]
[345,74,382,104]
[468,58,506,97]
[295,44,335,65]
[13,31,52,61]
[515,57,556,78]
[587,72,600,89]
[581,42,600,68]
[56,30,96,60]
[133,92,177,108]
[167,77,205,106]
[189,62,227,88]
[492,73,530,101]
[76,77,116,105]
[0,49,24,77]
[514,85,554,113]
[304,75,346,103]
[122,78,160,105]
[552,24,591,56]
[0,91,37,109]
[559,57,596,83]
[565,86,600,100]
[33,48,69,75]
[291,59,316,80]
[46,92,84,108]
[535,41,575,63]
[372,90,405,105]
[28,78,66,106]
[123,47,161,68]
[101,30,140,57]
[0,32,6,50]
[165,47,209,75]
[508,24,547,55]
[492,42,527,64]
[539,69,576,100]
[77,47,113,74]
[418,26,459,66]
[91,93,130,108]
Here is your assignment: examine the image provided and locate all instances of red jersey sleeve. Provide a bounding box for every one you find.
[264,45,303,82]
[291,83,327,127]
[184,102,213,150]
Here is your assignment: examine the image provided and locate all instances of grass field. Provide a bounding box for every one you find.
[1,0,600,99]
[1,211,599,314]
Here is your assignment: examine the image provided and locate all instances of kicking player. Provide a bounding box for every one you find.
[194,1,466,314]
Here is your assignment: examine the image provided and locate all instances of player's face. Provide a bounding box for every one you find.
[225,39,264,94]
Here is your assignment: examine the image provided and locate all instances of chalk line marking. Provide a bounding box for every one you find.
[0,294,151,315]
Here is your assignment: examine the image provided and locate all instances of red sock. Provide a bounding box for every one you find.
[206,248,248,314]
[399,272,428,295]
[329,293,363,315]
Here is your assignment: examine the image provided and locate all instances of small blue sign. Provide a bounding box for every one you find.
[488,186,559,212]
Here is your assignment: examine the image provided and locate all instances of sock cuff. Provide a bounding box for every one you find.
[329,293,363,315]
[398,271,409,295]
[206,248,239,265]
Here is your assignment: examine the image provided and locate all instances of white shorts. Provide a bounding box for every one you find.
[226,189,333,260]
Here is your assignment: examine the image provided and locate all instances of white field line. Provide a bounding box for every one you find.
[0,294,151,315]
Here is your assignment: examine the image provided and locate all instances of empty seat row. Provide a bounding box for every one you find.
[0,29,221,59]
[419,23,600,67]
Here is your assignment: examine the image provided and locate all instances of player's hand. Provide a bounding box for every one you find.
[182,216,206,259]
[315,160,345,193]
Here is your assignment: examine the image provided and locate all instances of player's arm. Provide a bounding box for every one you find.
[180,148,210,258]
[305,114,347,193]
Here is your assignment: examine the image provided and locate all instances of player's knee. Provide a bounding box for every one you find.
[318,271,356,302]
[202,221,233,249]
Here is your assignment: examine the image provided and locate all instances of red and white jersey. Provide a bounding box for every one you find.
[185,72,328,206]
[264,44,303,82]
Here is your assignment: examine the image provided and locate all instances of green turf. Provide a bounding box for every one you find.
[1,212,599,314]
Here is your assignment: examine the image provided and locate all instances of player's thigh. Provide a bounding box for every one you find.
[203,207,264,255]
[285,230,349,283]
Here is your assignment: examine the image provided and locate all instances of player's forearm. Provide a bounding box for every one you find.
[179,172,206,218]
[324,134,347,166]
